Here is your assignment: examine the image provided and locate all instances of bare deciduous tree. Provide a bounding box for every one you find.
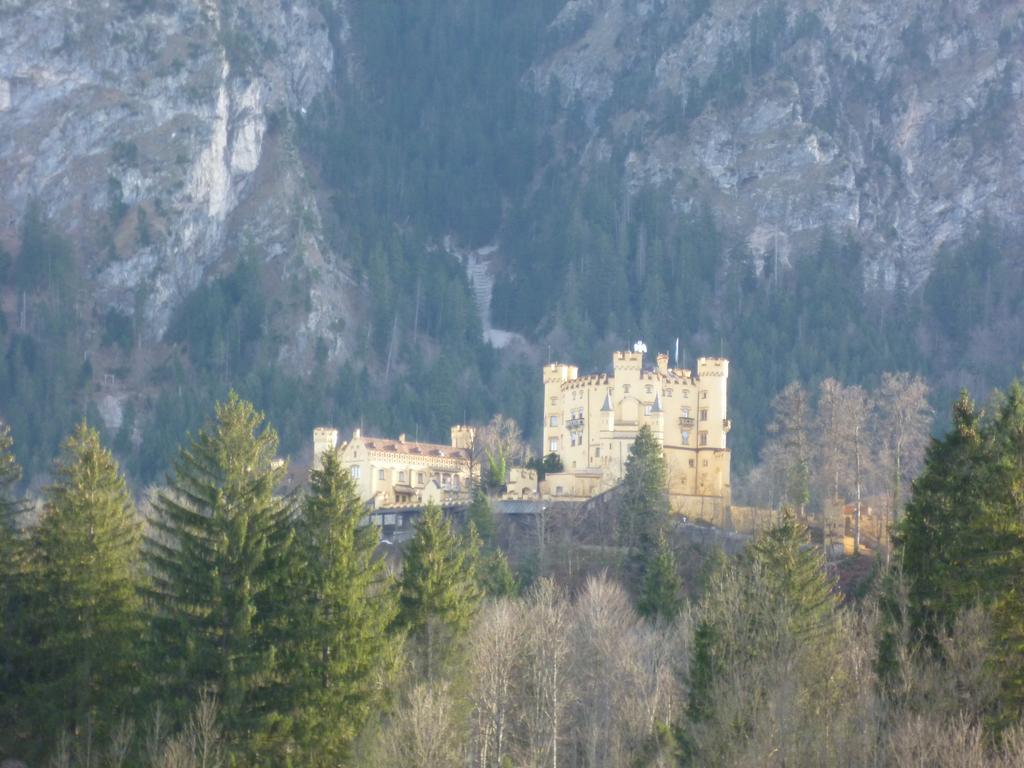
[468,599,526,768]
[815,380,872,551]
[379,682,463,768]
[875,373,932,532]
[765,382,812,515]
[518,579,572,768]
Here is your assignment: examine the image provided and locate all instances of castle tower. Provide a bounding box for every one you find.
[612,349,643,379]
[543,363,578,456]
[696,357,729,450]
[312,427,339,471]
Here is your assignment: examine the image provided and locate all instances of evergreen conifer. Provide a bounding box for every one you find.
[289,450,399,763]
[467,489,496,545]
[619,424,668,556]
[897,390,985,640]
[145,392,294,752]
[0,422,29,753]
[896,383,1024,718]
[397,503,482,678]
[688,515,837,724]
[637,531,683,621]
[21,424,143,744]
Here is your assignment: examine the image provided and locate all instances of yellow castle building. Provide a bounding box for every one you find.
[313,426,475,508]
[540,346,731,518]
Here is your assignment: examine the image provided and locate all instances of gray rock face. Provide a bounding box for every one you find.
[531,0,1024,288]
[0,0,350,360]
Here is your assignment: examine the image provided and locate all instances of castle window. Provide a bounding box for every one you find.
[683,391,689,398]
[398,471,406,482]
[701,391,708,399]
[623,384,630,394]
[549,438,559,452]
[689,459,695,468]
[703,459,709,467]
[700,409,708,421]
[418,472,425,485]
[351,465,361,479]
[644,405,653,416]
[550,396,558,406]
[378,469,385,480]
[682,431,690,443]
[645,385,653,394]
[549,414,559,427]
[682,407,690,418]
[699,431,708,446]
[595,447,601,458]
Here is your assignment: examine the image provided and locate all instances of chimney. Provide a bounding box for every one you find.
[399,433,406,443]
[353,428,361,440]
[656,353,669,375]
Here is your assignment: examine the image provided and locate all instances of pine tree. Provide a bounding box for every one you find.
[397,503,482,679]
[896,384,1024,718]
[467,489,496,545]
[463,498,518,598]
[765,382,812,516]
[481,547,518,598]
[637,531,683,621]
[0,422,29,753]
[20,423,143,745]
[619,424,668,556]
[145,392,295,751]
[743,513,837,641]
[290,450,399,764]
[896,390,985,641]
[984,384,1024,717]
[688,515,838,726]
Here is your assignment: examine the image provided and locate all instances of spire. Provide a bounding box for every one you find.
[601,391,614,412]
[652,392,663,413]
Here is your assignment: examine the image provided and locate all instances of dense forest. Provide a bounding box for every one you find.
[3,381,1024,765]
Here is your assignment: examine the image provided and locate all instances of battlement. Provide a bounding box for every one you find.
[544,363,579,385]
[612,350,643,372]
[697,357,729,379]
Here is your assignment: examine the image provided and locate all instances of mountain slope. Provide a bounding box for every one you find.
[0,0,1021,481]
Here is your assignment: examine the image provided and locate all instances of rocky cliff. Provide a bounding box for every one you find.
[0,0,357,364]
[531,0,1022,291]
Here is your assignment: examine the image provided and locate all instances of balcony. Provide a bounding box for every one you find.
[723,419,732,433]
[566,417,585,430]
[678,416,695,429]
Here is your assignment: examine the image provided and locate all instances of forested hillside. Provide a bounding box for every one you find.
[1,0,1022,485]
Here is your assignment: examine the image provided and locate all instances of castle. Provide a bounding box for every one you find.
[311,345,731,518]
[539,346,731,517]
[312,426,476,508]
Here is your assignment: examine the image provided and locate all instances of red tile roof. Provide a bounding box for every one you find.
[354,436,470,462]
